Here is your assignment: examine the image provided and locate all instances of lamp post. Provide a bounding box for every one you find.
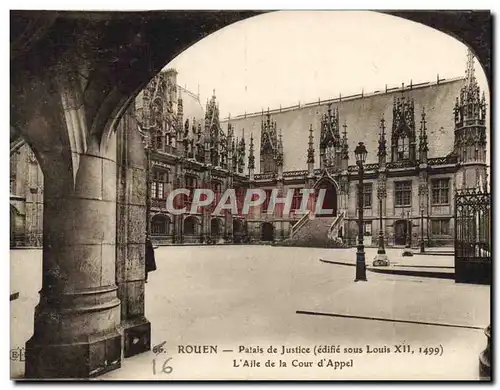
[420,208,425,253]
[373,195,389,266]
[355,142,368,282]
[402,210,414,257]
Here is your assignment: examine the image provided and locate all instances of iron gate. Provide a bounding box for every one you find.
[455,188,491,284]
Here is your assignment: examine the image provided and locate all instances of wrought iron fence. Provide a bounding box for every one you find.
[454,187,491,284]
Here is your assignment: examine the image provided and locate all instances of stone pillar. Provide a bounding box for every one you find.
[25,135,122,378]
[115,109,151,359]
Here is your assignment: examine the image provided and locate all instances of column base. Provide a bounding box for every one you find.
[402,248,414,257]
[479,351,491,380]
[373,253,390,266]
[25,330,121,379]
[121,317,151,358]
[479,325,491,380]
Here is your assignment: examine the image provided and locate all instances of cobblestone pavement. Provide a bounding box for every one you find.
[10,246,490,380]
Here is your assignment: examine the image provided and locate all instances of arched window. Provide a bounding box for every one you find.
[151,214,169,236]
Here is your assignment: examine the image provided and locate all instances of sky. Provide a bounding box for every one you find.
[165,10,489,120]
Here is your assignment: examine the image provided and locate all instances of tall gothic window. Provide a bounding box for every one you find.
[397,136,410,160]
[356,183,373,208]
[395,181,412,206]
[152,171,168,199]
[431,179,450,205]
[262,154,275,174]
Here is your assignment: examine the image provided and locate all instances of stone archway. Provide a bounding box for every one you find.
[184,216,199,236]
[151,214,170,236]
[9,10,491,380]
[261,222,274,242]
[314,176,339,217]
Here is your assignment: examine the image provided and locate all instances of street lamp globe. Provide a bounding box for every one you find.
[355,142,368,165]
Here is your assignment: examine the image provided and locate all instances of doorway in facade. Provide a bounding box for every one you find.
[233,218,245,243]
[261,222,274,242]
[211,218,223,238]
[394,219,411,245]
[317,181,337,217]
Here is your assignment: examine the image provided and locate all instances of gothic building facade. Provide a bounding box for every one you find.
[9,51,489,248]
[10,138,44,247]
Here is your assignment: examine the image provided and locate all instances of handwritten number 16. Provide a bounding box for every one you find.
[153,358,173,375]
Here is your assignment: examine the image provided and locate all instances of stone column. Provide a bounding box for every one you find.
[25,135,122,378]
[115,109,151,359]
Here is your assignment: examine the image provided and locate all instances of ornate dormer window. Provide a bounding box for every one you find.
[260,110,279,174]
[320,104,341,169]
[391,89,417,162]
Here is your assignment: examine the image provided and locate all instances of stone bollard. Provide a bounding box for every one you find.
[479,325,491,380]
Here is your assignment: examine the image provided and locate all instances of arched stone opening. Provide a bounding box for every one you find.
[151,214,170,236]
[314,177,339,217]
[184,216,199,236]
[9,10,491,380]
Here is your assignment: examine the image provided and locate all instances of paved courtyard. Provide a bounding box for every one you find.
[11,246,490,380]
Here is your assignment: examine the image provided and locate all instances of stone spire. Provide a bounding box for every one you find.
[276,129,284,167]
[238,129,245,174]
[227,121,234,172]
[248,133,255,171]
[377,114,387,158]
[307,124,315,164]
[177,88,183,133]
[341,121,349,158]
[232,135,239,172]
[307,124,315,176]
[454,48,487,130]
[419,107,429,163]
[341,121,349,171]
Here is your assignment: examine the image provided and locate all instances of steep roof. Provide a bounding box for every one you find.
[222,78,467,172]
